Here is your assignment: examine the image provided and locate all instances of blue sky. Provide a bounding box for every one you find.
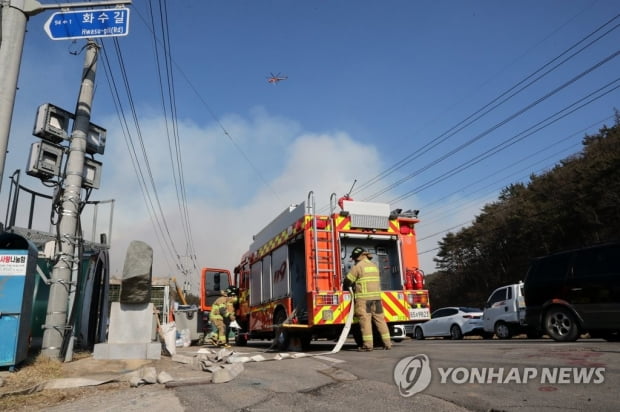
[4,0,620,291]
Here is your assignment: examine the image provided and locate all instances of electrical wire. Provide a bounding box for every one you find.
[386,75,620,205]
[99,39,178,274]
[147,0,200,287]
[353,14,620,199]
[99,5,619,279]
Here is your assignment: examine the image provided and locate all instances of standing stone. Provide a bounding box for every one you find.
[93,240,160,360]
[120,240,153,304]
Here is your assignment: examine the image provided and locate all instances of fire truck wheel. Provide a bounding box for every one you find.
[274,309,290,351]
[300,333,312,350]
[235,333,248,346]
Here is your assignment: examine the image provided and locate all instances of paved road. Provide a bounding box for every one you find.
[45,337,619,411]
[320,338,619,412]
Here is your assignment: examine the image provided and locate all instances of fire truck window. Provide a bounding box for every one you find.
[213,273,220,292]
[206,271,230,295]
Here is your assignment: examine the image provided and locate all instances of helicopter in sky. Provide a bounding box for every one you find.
[267,72,288,85]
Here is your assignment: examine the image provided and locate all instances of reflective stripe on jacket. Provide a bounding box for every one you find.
[345,258,382,300]
[209,296,236,321]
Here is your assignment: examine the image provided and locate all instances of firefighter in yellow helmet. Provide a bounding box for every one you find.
[209,287,238,348]
[343,247,392,351]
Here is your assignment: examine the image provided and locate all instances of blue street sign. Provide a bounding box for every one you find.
[44,8,130,40]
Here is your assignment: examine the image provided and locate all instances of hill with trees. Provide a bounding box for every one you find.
[426,111,620,309]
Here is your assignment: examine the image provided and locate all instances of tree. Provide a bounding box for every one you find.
[430,113,619,308]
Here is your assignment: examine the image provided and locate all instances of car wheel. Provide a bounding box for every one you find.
[544,307,579,342]
[450,324,463,340]
[414,327,425,340]
[494,322,512,339]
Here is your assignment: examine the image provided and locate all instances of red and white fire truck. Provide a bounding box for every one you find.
[200,191,431,349]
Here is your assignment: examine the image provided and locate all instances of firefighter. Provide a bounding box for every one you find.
[343,247,392,351]
[209,287,238,348]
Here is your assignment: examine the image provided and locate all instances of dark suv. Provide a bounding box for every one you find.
[523,242,620,342]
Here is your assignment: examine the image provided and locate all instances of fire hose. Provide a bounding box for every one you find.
[330,287,355,354]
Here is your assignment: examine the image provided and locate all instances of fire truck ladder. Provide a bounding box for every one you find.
[307,191,337,291]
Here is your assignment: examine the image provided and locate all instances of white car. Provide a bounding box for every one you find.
[391,324,407,342]
[413,307,484,340]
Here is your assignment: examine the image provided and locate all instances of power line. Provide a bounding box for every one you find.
[386,75,620,204]
[353,14,620,200]
[147,0,199,284]
[99,41,178,274]
[131,3,284,205]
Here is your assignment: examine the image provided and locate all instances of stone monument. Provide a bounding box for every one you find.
[94,240,161,360]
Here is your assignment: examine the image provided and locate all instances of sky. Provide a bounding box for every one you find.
[3,0,619,293]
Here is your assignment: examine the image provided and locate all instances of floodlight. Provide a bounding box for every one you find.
[82,158,102,189]
[86,123,107,155]
[26,141,64,179]
[32,103,74,143]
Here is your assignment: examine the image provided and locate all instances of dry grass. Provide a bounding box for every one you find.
[0,352,121,411]
[3,355,62,386]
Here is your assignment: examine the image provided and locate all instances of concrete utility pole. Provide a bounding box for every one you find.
[41,40,98,360]
[1,0,131,360]
[0,0,130,194]
[0,0,39,193]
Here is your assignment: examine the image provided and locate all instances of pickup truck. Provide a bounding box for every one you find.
[482,282,526,339]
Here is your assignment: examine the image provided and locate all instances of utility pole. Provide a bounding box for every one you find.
[0,0,130,194]
[1,0,131,360]
[41,40,98,360]
[0,0,40,193]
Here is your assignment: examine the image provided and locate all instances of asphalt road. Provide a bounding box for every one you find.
[44,337,619,411]
[319,337,619,412]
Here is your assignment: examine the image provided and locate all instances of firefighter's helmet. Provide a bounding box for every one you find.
[350,247,369,261]
[225,286,239,297]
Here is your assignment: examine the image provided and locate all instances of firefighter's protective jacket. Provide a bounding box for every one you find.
[344,257,382,300]
[210,296,236,321]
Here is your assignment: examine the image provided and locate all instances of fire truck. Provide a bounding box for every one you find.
[201,191,431,350]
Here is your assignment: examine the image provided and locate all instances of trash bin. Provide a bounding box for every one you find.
[0,233,38,369]
[173,305,204,344]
